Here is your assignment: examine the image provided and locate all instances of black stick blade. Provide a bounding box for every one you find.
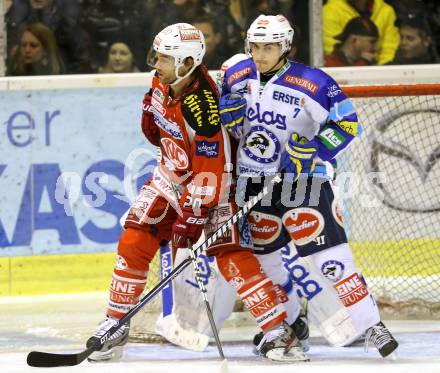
[27,350,89,367]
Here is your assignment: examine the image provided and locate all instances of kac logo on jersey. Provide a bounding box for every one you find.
[160,138,188,170]
[243,126,280,164]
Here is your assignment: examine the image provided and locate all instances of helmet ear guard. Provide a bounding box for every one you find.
[147,23,206,86]
[246,14,294,57]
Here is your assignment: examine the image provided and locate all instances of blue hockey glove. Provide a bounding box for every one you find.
[280,133,318,182]
[219,93,247,139]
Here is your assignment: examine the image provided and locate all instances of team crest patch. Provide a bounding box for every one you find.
[243,126,280,164]
[282,207,324,246]
[160,138,188,170]
[248,211,281,245]
[321,260,345,282]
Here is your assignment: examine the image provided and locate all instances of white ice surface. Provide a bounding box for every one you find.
[1,292,439,373]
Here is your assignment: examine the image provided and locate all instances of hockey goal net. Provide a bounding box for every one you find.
[130,83,440,342]
[336,83,440,319]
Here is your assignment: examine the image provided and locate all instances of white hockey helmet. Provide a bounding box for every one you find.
[149,23,205,85]
[246,14,294,56]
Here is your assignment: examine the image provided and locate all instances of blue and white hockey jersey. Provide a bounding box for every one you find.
[221,57,361,177]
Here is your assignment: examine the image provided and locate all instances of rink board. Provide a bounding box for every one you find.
[1,238,439,296]
[2,68,440,296]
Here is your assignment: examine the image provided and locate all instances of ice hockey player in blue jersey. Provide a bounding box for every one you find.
[219,14,398,359]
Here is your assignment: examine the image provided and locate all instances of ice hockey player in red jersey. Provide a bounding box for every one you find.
[86,23,308,363]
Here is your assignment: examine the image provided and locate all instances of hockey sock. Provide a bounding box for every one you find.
[312,243,381,333]
[257,250,301,325]
[107,228,161,319]
[216,249,287,332]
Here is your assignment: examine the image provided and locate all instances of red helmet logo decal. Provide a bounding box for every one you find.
[257,19,269,25]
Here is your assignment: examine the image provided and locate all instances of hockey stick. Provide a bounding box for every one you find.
[26,175,280,367]
[187,239,225,360]
[168,175,225,360]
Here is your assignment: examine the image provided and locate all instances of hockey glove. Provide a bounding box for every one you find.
[171,207,208,249]
[219,93,247,139]
[141,92,160,147]
[280,133,318,182]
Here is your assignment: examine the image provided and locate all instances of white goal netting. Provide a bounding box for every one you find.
[337,84,440,319]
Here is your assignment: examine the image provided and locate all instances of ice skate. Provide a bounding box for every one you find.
[253,314,310,352]
[255,321,309,362]
[86,317,130,362]
[365,321,398,358]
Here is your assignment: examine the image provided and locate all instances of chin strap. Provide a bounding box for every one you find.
[261,53,288,76]
[170,63,198,87]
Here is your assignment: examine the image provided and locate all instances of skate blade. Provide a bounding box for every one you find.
[384,350,398,361]
[300,339,310,352]
[87,346,124,363]
[265,347,310,362]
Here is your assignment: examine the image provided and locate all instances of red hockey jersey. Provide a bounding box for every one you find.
[147,65,232,211]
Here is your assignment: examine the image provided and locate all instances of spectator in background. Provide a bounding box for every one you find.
[81,0,150,71]
[99,41,140,73]
[6,0,95,73]
[4,0,13,13]
[7,22,65,76]
[390,12,438,64]
[193,17,226,69]
[323,0,399,65]
[325,16,379,66]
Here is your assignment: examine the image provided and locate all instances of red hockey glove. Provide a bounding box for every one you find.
[141,92,160,146]
[172,207,208,249]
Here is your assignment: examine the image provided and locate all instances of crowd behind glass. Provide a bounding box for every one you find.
[4,0,440,76]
